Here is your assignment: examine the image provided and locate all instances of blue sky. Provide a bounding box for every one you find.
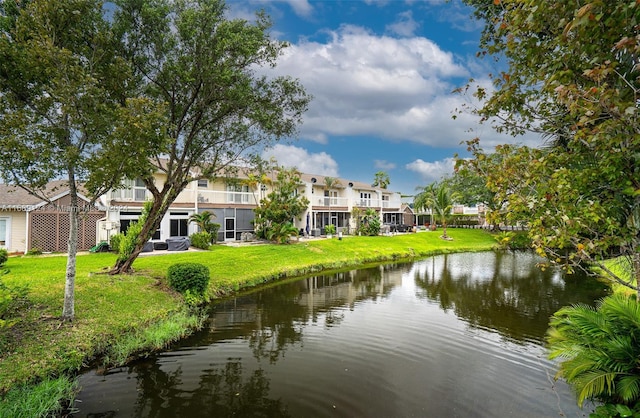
[226,0,538,196]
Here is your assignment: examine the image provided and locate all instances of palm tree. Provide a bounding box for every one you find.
[414,183,437,226]
[548,294,640,409]
[189,211,216,233]
[323,176,342,206]
[414,182,458,239]
[372,171,390,189]
[323,176,342,190]
[431,183,457,239]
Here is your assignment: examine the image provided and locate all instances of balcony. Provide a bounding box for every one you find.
[194,190,257,206]
[355,198,381,208]
[382,199,402,210]
[311,196,349,208]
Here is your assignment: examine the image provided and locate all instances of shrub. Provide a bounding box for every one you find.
[189,232,212,250]
[109,233,124,253]
[116,200,152,264]
[356,208,381,236]
[265,222,298,244]
[210,223,220,243]
[26,248,42,256]
[324,224,336,236]
[495,231,531,250]
[0,248,7,266]
[167,263,210,295]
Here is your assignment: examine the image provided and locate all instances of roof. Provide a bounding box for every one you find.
[0,181,90,210]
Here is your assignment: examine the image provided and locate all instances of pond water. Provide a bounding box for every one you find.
[72,251,609,417]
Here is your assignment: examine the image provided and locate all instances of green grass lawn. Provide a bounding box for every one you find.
[0,229,497,397]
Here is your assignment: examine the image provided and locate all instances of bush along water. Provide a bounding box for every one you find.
[167,263,210,306]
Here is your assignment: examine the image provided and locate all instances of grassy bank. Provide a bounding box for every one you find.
[0,229,497,414]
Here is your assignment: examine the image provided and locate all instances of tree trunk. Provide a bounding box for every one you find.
[110,184,183,274]
[62,176,79,321]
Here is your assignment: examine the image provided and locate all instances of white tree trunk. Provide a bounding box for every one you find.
[62,180,79,321]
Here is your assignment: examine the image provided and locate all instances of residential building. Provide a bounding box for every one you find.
[0,169,407,253]
[300,173,404,235]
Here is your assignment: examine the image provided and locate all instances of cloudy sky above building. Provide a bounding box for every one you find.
[227,0,538,195]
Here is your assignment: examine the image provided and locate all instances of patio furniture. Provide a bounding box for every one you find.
[166,236,191,251]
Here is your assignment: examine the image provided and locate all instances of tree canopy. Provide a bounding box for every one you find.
[0,0,165,319]
[110,0,311,272]
[461,0,640,294]
[253,167,309,243]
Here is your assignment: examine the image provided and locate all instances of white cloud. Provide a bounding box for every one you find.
[283,0,314,18]
[386,11,420,37]
[374,160,396,170]
[262,144,339,176]
[262,25,528,149]
[405,157,455,184]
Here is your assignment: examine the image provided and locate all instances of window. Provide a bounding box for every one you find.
[226,184,249,204]
[110,178,146,201]
[197,179,208,188]
[134,178,146,201]
[170,219,188,237]
[360,192,372,207]
[0,218,6,246]
[324,190,338,206]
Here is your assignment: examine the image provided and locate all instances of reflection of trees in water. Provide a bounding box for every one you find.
[414,251,609,343]
[129,358,290,418]
[183,264,404,364]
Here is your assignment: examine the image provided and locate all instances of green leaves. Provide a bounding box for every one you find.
[461,0,640,293]
[548,294,640,409]
[254,167,309,243]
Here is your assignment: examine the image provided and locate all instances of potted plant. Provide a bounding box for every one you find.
[324,224,336,238]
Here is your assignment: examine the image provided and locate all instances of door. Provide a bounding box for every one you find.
[170,219,188,237]
[225,218,235,240]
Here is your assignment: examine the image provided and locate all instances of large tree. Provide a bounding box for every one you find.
[109,0,310,273]
[0,0,164,320]
[461,0,640,295]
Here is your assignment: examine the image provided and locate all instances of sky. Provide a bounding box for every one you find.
[225,0,539,196]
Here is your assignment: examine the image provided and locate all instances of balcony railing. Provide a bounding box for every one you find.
[193,190,257,205]
[311,196,349,207]
[355,198,380,208]
[382,199,402,209]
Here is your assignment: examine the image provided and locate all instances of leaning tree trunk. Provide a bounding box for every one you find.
[110,184,183,274]
[62,176,79,321]
[110,199,165,274]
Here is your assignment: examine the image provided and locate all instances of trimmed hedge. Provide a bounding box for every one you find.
[167,263,210,295]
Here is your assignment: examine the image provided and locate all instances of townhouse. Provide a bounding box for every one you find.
[101,170,408,243]
[0,169,409,253]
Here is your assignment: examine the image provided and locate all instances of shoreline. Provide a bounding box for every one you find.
[0,230,499,416]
